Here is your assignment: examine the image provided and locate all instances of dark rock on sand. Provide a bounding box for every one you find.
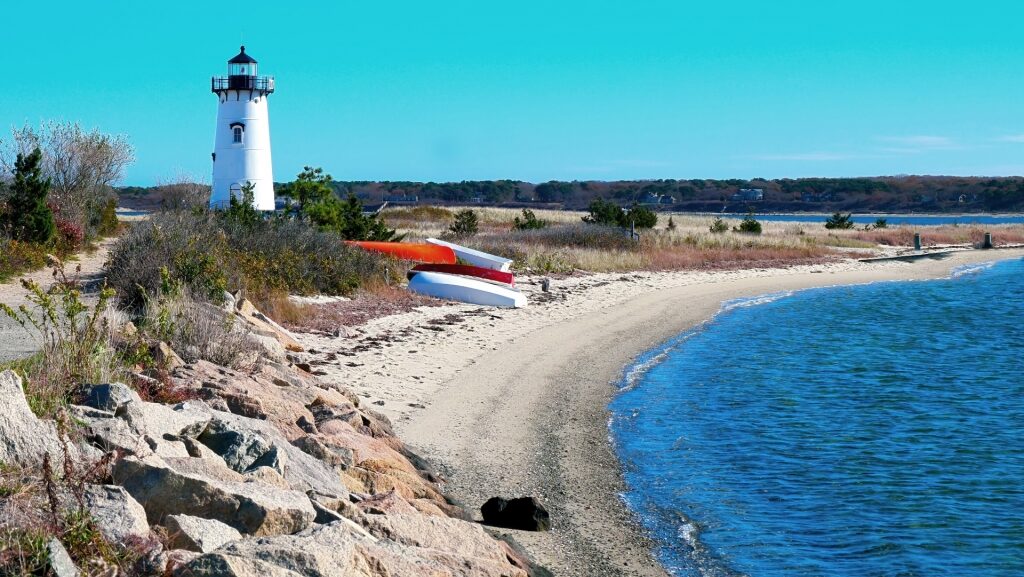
[480,496,551,531]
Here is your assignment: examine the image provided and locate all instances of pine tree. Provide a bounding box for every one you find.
[2,148,56,244]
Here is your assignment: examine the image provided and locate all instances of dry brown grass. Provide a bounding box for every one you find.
[281,286,445,332]
[371,206,1024,275]
[852,225,1024,247]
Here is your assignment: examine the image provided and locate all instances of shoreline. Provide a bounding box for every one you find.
[295,248,1024,576]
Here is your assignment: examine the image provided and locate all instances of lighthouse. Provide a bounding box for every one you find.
[210,46,275,210]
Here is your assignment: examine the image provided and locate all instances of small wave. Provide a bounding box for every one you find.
[950,261,996,278]
[720,290,795,312]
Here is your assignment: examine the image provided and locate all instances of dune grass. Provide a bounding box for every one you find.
[379,206,1024,274]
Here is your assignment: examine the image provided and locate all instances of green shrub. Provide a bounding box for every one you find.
[709,217,728,233]
[623,204,658,229]
[734,212,762,234]
[107,211,399,311]
[0,148,55,245]
[582,198,624,226]
[582,198,657,229]
[448,209,479,238]
[278,166,402,241]
[512,209,547,231]
[0,238,48,282]
[874,217,888,229]
[825,212,855,230]
[96,197,119,237]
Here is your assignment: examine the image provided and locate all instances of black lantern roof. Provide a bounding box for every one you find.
[228,45,257,64]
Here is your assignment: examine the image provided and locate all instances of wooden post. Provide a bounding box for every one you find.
[914,233,921,251]
[983,232,993,249]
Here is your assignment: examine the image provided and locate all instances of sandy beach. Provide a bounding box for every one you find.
[295,248,1024,576]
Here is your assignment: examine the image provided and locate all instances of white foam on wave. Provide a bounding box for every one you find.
[720,290,796,312]
[950,261,997,278]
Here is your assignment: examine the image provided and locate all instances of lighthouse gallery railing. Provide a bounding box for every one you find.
[211,76,275,93]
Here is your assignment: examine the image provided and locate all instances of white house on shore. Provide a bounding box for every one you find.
[209,46,275,210]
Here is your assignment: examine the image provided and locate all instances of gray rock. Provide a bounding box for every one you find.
[47,538,79,577]
[200,412,349,497]
[68,404,115,420]
[249,444,286,476]
[0,370,70,467]
[83,382,141,415]
[81,413,151,454]
[165,514,243,553]
[179,554,304,577]
[113,454,315,536]
[292,435,354,470]
[198,419,273,473]
[140,400,213,439]
[82,484,151,543]
[83,382,145,429]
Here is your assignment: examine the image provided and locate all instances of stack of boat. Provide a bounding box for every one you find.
[348,238,527,308]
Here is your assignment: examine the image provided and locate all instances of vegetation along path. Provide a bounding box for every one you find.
[0,237,118,363]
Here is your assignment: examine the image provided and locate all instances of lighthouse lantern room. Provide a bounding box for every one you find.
[210,46,275,210]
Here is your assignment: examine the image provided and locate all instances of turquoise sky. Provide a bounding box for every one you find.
[4,1,1024,185]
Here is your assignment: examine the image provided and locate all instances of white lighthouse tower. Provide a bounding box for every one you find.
[210,46,275,210]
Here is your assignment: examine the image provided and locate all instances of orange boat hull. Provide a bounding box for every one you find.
[347,241,456,264]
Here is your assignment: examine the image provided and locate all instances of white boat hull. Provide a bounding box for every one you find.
[408,271,527,308]
[426,238,513,272]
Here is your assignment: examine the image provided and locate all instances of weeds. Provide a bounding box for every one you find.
[0,450,149,575]
[137,268,262,370]
[0,260,122,418]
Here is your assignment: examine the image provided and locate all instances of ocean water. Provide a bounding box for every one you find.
[716,213,1024,226]
[610,258,1024,577]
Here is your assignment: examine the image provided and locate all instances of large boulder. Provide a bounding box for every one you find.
[197,412,349,498]
[480,497,551,532]
[177,554,304,577]
[180,519,529,577]
[82,484,151,543]
[165,514,243,553]
[292,435,354,470]
[197,419,273,473]
[0,370,71,467]
[83,382,141,414]
[112,454,315,536]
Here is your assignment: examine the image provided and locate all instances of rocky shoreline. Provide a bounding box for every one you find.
[0,296,540,576]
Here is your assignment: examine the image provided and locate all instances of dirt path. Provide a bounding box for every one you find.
[0,238,118,363]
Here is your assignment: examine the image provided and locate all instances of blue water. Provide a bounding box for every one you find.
[610,258,1024,577]
[717,213,1024,226]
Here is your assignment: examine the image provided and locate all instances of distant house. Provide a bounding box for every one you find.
[731,188,764,202]
[383,194,418,205]
[640,193,676,205]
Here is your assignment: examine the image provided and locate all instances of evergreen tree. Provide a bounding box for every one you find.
[1,148,56,244]
[448,209,479,237]
[279,166,334,212]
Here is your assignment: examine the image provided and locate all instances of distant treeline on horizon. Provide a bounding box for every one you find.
[119,175,1024,213]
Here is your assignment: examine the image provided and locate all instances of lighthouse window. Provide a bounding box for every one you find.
[232,126,243,144]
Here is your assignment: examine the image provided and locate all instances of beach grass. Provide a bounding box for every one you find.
[380,206,1024,274]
